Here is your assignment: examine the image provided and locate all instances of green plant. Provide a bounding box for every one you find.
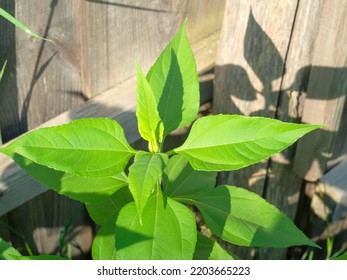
[0,21,321,260]
[0,7,48,40]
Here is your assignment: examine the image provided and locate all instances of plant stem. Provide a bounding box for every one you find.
[0,218,33,256]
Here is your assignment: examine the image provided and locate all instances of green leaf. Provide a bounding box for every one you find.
[115,192,197,260]
[334,252,347,260]
[163,154,217,198]
[146,20,199,136]
[0,61,6,83]
[11,255,67,260]
[0,118,136,178]
[0,237,21,260]
[135,63,163,152]
[174,115,322,171]
[128,152,168,222]
[181,185,318,248]
[92,224,117,260]
[86,187,133,226]
[7,154,128,203]
[0,8,49,40]
[194,233,238,260]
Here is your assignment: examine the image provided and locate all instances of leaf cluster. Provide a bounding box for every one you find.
[0,21,321,260]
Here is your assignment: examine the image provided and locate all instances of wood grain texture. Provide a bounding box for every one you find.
[1,0,92,258]
[293,0,347,182]
[305,161,347,258]
[214,0,347,259]
[214,0,298,195]
[214,0,300,259]
[84,0,225,95]
[258,0,323,259]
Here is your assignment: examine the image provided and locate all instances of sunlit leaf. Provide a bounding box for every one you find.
[174,115,321,171]
[180,185,319,248]
[128,152,168,222]
[92,224,117,260]
[193,233,238,260]
[135,63,163,151]
[146,20,199,136]
[86,187,133,226]
[0,237,21,260]
[0,118,136,178]
[163,154,217,198]
[115,192,196,260]
[8,154,127,203]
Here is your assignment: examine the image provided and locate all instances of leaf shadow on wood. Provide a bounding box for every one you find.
[20,0,58,134]
[214,9,347,259]
[215,8,347,192]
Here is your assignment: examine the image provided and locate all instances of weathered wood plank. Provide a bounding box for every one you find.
[258,0,326,259]
[0,31,220,217]
[214,0,300,259]
[8,190,93,257]
[0,0,21,143]
[85,0,225,96]
[293,0,347,182]
[306,161,347,258]
[1,0,93,257]
[214,0,299,197]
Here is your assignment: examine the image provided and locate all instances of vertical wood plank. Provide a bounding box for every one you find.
[214,0,298,197]
[8,191,93,258]
[258,0,324,259]
[0,0,16,244]
[0,0,20,143]
[4,0,93,257]
[85,0,225,96]
[293,0,347,182]
[215,0,347,259]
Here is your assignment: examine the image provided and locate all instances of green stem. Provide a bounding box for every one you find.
[0,218,33,256]
[24,242,34,256]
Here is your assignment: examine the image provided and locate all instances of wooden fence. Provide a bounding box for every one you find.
[0,0,346,259]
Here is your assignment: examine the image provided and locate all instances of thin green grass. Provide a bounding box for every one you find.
[0,8,49,41]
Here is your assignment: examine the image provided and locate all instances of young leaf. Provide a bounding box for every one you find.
[0,8,49,40]
[135,63,163,152]
[174,115,322,171]
[0,118,136,178]
[163,154,217,198]
[193,233,238,260]
[0,237,22,260]
[115,193,197,260]
[128,152,168,222]
[92,224,117,260]
[146,20,199,136]
[7,154,127,203]
[86,187,133,226]
[180,185,318,248]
